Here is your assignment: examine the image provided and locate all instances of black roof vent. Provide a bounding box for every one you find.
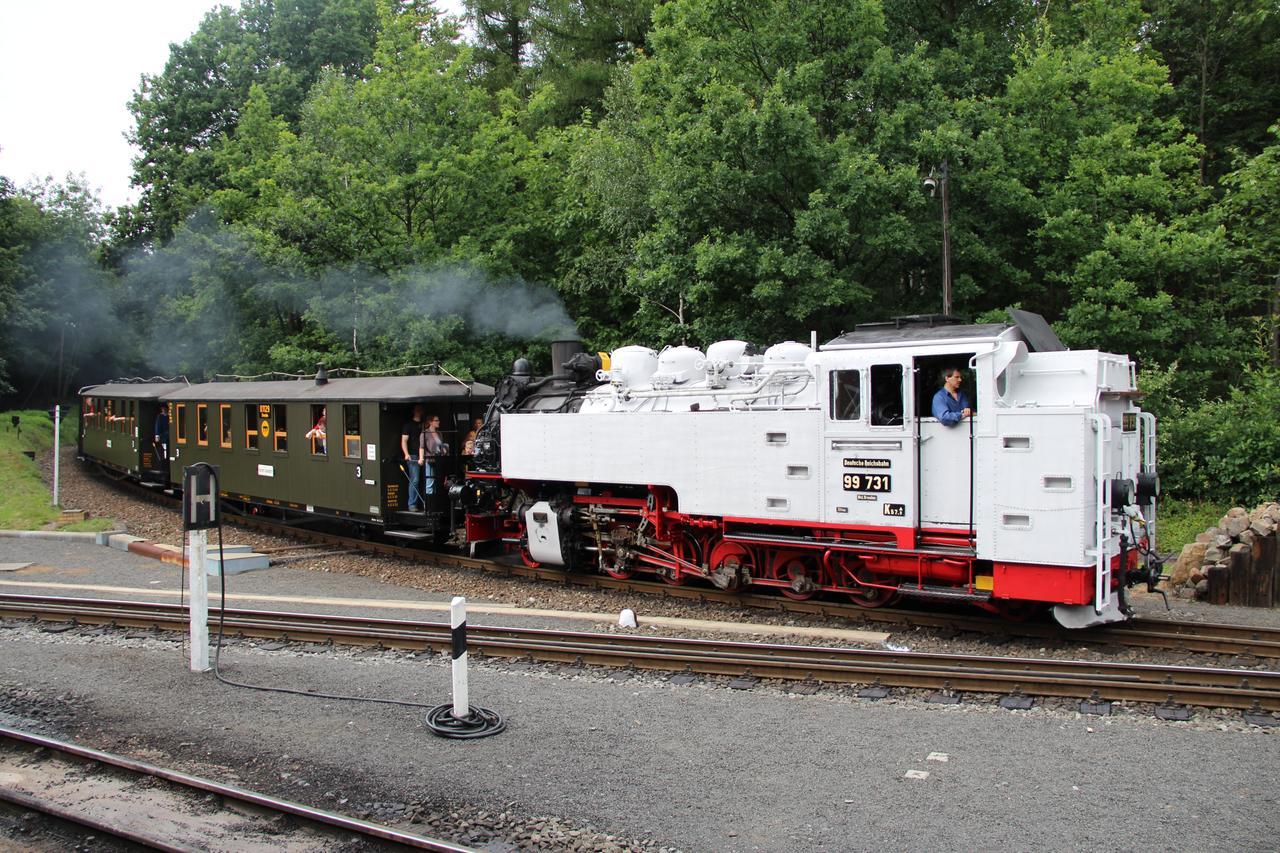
[315,363,329,386]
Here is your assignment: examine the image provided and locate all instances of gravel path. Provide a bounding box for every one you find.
[2,618,1278,852]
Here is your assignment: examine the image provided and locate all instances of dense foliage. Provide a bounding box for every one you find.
[1,0,1276,502]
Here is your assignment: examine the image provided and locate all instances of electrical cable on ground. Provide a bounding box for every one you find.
[183,463,444,712]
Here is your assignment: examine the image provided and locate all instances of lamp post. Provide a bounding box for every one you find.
[924,160,953,317]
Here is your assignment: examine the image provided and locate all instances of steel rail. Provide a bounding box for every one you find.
[0,725,469,851]
[102,471,1280,658]
[4,594,1279,712]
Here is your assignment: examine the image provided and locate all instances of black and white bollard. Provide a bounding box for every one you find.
[450,595,469,719]
[425,595,505,739]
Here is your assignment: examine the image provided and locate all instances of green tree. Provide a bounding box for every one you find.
[569,0,949,346]
[1144,0,1280,183]
[1217,125,1280,367]
[0,176,123,403]
[126,0,378,243]
[467,0,533,93]
[526,0,656,124]
[954,15,1242,385]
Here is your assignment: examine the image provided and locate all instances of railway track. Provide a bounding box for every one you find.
[0,725,467,851]
[109,471,1280,660]
[4,594,1280,715]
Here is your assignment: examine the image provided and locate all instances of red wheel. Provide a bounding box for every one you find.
[656,533,700,585]
[772,551,819,600]
[707,540,751,591]
[602,524,635,580]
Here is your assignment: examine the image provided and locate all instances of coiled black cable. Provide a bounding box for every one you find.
[424,704,506,739]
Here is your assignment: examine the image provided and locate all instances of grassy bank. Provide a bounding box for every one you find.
[1157,498,1232,556]
[0,408,81,529]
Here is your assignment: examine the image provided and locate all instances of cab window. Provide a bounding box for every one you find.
[829,370,861,421]
[913,354,978,419]
[870,364,904,426]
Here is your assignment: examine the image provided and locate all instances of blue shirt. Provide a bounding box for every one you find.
[931,388,970,426]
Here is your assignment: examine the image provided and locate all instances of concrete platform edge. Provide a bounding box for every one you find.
[0,529,125,544]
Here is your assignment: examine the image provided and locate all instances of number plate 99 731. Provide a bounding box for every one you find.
[843,473,891,492]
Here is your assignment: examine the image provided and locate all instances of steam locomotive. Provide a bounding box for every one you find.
[80,311,1162,628]
[459,311,1163,629]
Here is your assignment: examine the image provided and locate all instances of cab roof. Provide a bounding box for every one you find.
[823,309,1065,353]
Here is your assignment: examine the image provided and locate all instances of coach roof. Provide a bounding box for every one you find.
[158,375,493,402]
[81,382,191,399]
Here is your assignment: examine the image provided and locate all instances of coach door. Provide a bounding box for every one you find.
[824,360,915,545]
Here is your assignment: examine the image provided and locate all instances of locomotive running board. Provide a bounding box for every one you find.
[723,530,976,558]
[896,584,990,603]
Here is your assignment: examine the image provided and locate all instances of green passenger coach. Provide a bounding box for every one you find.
[79,381,190,483]
[157,374,493,537]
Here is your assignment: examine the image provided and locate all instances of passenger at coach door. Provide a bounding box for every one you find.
[422,414,448,495]
[153,407,169,458]
[931,366,972,426]
[402,405,427,511]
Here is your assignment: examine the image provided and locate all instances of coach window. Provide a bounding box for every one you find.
[273,405,288,453]
[829,370,861,421]
[196,404,209,446]
[343,405,361,458]
[309,404,327,456]
[175,404,187,444]
[128,400,136,436]
[245,404,259,451]
[219,404,233,449]
[870,364,905,426]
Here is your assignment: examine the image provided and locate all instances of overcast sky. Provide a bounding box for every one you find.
[0,1,227,210]
[0,1,463,213]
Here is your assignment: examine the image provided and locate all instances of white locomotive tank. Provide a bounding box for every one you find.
[652,346,705,387]
[606,346,659,388]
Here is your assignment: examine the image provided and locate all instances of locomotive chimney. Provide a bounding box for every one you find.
[551,339,585,375]
[315,363,329,385]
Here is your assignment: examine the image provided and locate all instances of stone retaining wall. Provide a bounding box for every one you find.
[1168,502,1280,606]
